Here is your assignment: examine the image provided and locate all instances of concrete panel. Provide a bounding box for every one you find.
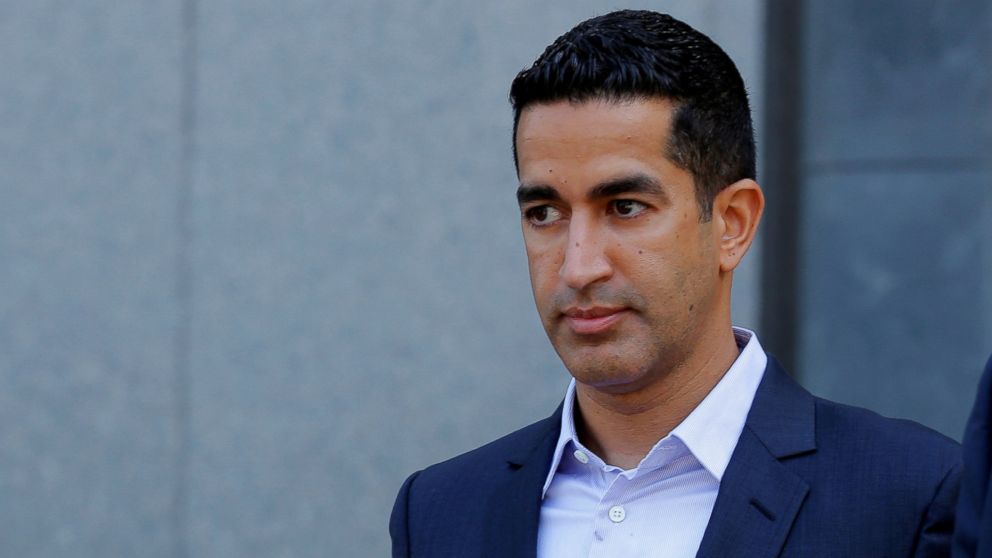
[797,170,990,439]
[190,2,558,556]
[0,2,182,556]
[985,185,992,362]
[803,0,992,165]
[189,1,766,555]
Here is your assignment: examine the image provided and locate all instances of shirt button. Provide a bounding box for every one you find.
[609,505,626,523]
[573,450,589,464]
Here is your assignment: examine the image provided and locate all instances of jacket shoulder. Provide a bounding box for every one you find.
[804,395,962,513]
[415,411,559,485]
[390,412,560,555]
[774,397,963,555]
[813,395,961,466]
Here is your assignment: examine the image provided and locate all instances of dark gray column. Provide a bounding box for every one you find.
[761,0,805,372]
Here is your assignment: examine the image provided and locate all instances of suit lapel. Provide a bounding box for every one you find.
[697,358,816,558]
[481,405,562,558]
[478,359,815,557]
[695,428,810,557]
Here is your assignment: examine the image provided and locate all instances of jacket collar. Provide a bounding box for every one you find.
[480,403,563,558]
[696,356,816,557]
[483,356,817,558]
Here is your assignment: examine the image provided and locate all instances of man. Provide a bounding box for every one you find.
[954,354,992,557]
[391,10,960,557]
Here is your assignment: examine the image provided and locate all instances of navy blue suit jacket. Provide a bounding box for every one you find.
[953,354,992,558]
[391,358,961,557]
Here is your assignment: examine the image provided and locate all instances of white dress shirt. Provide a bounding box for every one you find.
[536,327,767,558]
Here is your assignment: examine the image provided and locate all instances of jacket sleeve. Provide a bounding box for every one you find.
[390,471,421,558]
[952,354,992,558]
[913,462,963,558]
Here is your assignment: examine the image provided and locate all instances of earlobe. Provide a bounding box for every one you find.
[714,179,764,273]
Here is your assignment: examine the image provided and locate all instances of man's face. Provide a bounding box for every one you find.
[515,98,724,393]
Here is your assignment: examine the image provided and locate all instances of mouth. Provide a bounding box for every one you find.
[561,306,628,335]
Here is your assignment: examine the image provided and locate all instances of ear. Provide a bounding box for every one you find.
[712,179,764,273]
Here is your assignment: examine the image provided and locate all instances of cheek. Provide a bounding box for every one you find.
[620,236,673,277]
[619,236,699,303]
[525,245,563,294]
[627,256,680,303]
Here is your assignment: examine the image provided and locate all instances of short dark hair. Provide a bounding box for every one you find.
[509,10,755,219]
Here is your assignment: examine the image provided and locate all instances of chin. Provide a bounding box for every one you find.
[561,352,655,393]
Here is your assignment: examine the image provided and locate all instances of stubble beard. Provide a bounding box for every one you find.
[548,311,692,396]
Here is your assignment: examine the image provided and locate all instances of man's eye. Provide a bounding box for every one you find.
[611,200,648,218]
[524,205,563,226]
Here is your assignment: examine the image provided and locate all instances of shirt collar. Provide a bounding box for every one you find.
[541,326,767,498]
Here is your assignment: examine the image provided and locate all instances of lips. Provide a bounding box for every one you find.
[562,306,628,335]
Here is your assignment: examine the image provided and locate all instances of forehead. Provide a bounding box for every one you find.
[515,98,681,182]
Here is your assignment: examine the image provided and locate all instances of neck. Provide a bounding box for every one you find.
[573,326,740,470]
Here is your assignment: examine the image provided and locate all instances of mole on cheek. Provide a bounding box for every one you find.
[638,250,643,255]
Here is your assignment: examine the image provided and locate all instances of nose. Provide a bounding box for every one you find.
[560,216,613,290]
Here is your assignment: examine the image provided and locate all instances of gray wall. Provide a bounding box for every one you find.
[0,1,763,556]
[795,0,992,439]
[1,2,182,556]
[0,0,992,557]
[9,1,986,556]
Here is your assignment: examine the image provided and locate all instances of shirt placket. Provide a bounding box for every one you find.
[587,467,636,556]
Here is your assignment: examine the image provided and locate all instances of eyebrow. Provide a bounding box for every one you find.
[516,183,562,206]
[516,174,669,206]
[588,175,667,202]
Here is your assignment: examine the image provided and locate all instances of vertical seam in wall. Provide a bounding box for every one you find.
[759,0,804,376]
[174,0,197,557]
